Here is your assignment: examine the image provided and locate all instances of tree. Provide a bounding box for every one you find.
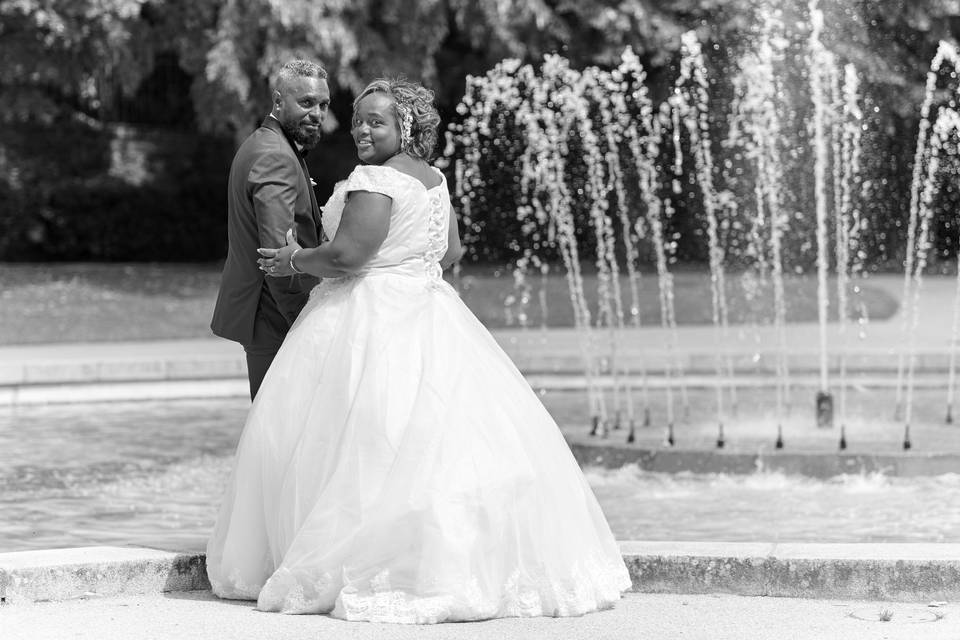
[0,0,152,123]
[4,0,960,263]
[5,0,960,134]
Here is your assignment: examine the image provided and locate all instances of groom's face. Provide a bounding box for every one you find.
[274,76,331,150]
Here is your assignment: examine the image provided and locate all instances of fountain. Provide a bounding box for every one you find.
[896,41,960,441]
[441,4,960,450]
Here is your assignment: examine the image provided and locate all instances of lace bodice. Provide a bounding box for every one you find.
[320,165,450,277]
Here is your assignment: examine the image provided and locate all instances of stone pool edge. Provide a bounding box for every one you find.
[569,440,960,477]
[4,542,960,605]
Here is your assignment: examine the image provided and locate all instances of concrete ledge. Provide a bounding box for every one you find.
[0,379,249,405]
[622,541,960,602]
[0,338,956,389]
[569,441,960,477]
[4,543,960,605]
[0,547,209,604]
[2,358,247,387]
[5,372,960,406]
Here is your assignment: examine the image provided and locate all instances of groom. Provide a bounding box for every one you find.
[211,59,331,399]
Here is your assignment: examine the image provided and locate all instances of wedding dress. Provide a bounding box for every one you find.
[206,164,631,623]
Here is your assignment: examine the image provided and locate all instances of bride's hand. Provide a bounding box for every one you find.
[258,229,303,277]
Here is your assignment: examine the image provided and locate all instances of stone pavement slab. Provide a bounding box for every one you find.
[4,590,959,640]
[0,547,207,604]
[6,544,960,605]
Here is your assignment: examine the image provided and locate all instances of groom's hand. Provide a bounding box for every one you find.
[258,229,303,277]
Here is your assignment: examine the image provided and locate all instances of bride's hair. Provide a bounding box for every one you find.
[353,78,441,161]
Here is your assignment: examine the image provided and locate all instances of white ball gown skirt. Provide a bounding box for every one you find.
[206,267,631,623]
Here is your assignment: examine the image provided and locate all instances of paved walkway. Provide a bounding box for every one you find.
[5,542,960,640]
[7,590,959,640]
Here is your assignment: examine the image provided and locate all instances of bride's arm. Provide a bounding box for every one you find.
[260,191,392,278]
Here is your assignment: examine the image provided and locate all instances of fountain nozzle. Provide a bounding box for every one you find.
[816,391,834,428]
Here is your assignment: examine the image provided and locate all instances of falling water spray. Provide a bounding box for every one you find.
[727,9,792,444]
[676,31,731,441]
[809,0,834,428]
[898,41,960,422]
[905,109,960,446]
[832,64,863,436]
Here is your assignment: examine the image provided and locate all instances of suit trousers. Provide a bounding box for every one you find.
[242,283,290,400]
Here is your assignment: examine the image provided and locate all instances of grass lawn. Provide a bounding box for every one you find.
[0,262,898,345]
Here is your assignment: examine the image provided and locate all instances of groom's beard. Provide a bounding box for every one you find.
[282,119,322,150]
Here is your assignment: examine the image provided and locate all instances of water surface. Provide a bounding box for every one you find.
[3,398,959,552]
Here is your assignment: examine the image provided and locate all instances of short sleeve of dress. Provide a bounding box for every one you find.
[322,166,405,240]
[342,165,403,200]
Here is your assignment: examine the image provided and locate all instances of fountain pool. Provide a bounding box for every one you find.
[3,396,959,554]
[442,2,960,445]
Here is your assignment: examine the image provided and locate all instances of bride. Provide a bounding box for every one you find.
[205,77,631,623]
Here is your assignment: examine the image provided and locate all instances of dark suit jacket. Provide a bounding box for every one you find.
[211,117,322,345]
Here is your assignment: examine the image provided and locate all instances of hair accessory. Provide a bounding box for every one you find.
[395,101,413,151]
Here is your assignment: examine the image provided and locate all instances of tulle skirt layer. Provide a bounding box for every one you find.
[205,271,631,623]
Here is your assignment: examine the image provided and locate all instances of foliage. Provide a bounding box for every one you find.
[4,0,960,263]
[4,0,954,133]
[0,0,152,122]
[0,119,230,260]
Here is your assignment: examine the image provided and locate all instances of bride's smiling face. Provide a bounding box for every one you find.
[351,93,401,165]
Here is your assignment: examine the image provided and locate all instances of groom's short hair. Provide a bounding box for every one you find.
[274,59,328,96]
